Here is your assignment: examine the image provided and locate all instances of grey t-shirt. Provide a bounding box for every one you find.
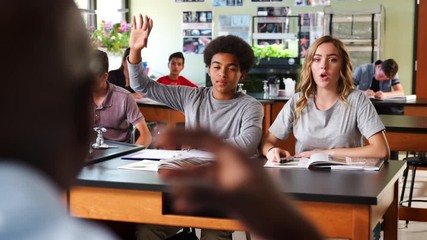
[128,61,263,156]
[269,90,385,154]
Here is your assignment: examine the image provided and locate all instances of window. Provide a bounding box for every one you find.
[75,0,128,28]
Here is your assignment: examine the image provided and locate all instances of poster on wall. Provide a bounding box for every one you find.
[299,13,324,57]
[182,11,213,54]
[295,0,330,6]
[218,15,251,43]
[257,6,290,16]
[255,7,291,45]
[213,0,243,7]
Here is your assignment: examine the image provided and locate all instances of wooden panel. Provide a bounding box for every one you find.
[70,187,244,231]
[70,186,394,240]
[138,105,185,127]
[399,206,427,221]
[384,132,427,152]
[383,182,399,240]
[416,1,427,98]
[262,103,271,135]
[296,201,370,239]
[271,102,296,155]
[404,106,427,116]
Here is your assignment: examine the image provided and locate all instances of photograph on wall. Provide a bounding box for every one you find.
[299,12,324,58]
[218,15,251,43]
[182,11,213,54]
[295,0,330,6]
[213,0,243,7]
[257,6,290,17]
[255,6,291,45]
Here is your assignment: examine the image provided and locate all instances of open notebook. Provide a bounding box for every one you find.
[265,153,385,171]
[118,149,214,171]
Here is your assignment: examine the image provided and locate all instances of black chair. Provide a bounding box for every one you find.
[399,152,427,227]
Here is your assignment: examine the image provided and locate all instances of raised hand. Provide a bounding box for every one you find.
[130,14,153,51]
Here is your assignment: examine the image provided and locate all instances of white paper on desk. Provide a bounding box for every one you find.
[118,160,160,171]
[173,149,214,159]
[122,149,214,160]
[123,149,183,160]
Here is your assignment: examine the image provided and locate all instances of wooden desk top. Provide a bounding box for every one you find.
[371,98,427,107]
[248,92,427,107]
[76,157,405,205]
[380,115,427,133]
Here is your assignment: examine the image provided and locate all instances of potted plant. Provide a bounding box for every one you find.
[89,20,131,55]
[252,43,298,66]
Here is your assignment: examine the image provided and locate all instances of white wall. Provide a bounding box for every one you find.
[129,0,415,91]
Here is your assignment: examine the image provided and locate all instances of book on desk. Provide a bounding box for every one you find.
[371,94,416,101]
[265,153,385,171]
[119,149,214,171]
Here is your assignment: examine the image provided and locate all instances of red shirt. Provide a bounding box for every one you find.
[157,75,198,88]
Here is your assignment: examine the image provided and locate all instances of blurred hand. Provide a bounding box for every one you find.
[364,89,375,97]
[374,91,385,99]
[158,128,276,214]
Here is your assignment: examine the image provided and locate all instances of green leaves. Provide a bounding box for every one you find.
[89,20,130,54]
[252,44,295,64]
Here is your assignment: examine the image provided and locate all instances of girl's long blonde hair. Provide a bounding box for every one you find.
[295,35,355,122]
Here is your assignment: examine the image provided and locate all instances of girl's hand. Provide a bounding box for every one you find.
[266,147,291,163]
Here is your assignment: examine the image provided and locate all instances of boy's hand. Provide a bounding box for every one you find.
[130,14,152,50]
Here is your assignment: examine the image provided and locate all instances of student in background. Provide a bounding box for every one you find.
[261,35,389,162]
[129,14,263,240]
[108,48,143,99]
[158,128,323,240]
[353,59,403,99]
[93,50,152,147]
[0,0,116,239]
[353,59,404,114]
[157,51,198,87]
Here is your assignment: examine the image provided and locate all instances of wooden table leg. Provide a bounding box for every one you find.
[383,181,398,240]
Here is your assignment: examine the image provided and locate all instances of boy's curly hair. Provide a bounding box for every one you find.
[203,35,255,73]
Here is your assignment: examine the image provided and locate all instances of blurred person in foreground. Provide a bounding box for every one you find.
[0,0,116,239]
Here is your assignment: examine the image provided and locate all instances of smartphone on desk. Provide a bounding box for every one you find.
[279,156,295,163]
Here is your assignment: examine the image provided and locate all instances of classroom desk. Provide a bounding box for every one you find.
[379,115,427,152]
[137,100,185,128]
[86,140,144,165]
[371,98,427,116]
[379,115,427,222]
[70,158,406,240]
[249,93,427,117]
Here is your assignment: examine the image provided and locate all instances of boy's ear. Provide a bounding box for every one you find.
[103,72,109,81]
[239,71,247,81]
